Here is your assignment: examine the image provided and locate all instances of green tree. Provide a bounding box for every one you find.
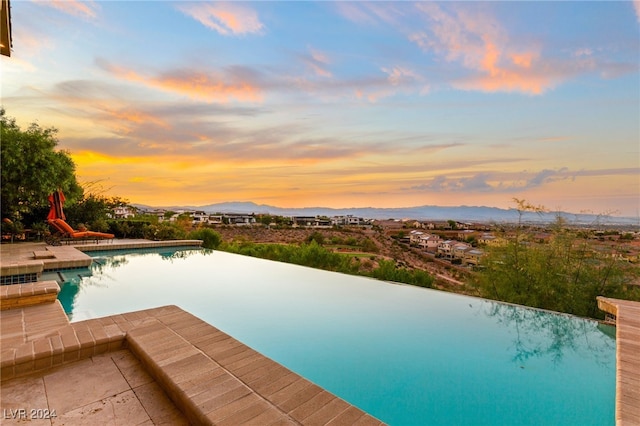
[1,109,82,222]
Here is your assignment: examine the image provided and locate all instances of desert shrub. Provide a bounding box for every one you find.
[187,228,222,249]
[370,259,433,288]
[143,222,186,240]
[305,231,325,245]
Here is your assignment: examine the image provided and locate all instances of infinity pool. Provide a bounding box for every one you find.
[55,247,615,425]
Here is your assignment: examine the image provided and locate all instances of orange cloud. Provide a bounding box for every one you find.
[35,0,99,19]
[94,108,170,135]
[511,52,536,68]
[176,2,264,36]
[99,61,263,103]
[411,3,560,95]
[156,72,262,103]
[454,71,553,96]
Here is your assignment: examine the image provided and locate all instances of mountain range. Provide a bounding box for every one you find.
[132,201,639,226]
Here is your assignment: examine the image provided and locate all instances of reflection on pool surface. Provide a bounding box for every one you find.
[58,248,615,425]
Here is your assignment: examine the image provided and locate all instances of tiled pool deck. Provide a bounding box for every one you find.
[0,241,385,425]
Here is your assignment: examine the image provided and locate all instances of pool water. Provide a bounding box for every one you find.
[57,248,616,425]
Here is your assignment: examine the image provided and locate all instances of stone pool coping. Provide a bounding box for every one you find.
[597,297,640,426]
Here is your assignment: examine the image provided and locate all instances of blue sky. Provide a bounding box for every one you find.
[2,1,639,215]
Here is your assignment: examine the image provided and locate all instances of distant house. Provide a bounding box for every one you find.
[409,230,424,245]
[292,216,318,227]
[208,215,224,225]
[418,234,441,251]
[112,206,137,219]
[316,217,332,228]
[225,213,256,226]
[434,221,453,230]
[291,216,333,228]
[464,249,485,266]
[437,240,455,259]
[191,211,209,225]
[332,215,365,227]
[452,242,472,260]
[478,233,506,246]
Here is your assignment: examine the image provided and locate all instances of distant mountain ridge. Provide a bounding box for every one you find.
[131,201,638,225]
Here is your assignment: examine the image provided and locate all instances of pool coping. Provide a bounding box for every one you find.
[597,297,640,426]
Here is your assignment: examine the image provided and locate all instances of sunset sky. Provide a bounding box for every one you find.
[2,1,639,216]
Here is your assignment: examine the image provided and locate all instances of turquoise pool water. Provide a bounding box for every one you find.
[56,248,615,425]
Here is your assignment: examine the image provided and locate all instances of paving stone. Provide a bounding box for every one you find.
[51,389,150,426]
[44,356,130,415]
[0,374,48,414]
[110,350,154,389]
[132,381,190,426]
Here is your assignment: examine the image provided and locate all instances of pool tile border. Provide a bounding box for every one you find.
[0,280,59,310]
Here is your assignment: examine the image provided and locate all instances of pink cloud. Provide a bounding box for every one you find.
[338,2,634,96]
[98,60,263,103]
[176,2,264,36]
[302,48,332,78]
[35,0,99,19]
[411,3,560,95]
